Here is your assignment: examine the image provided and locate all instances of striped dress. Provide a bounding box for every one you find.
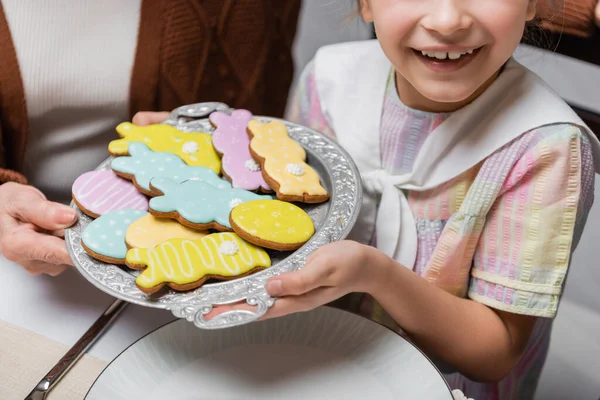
[286,61,595,400]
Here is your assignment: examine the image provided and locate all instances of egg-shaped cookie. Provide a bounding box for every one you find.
[72,170,148,218]
[229,199,315,251]
[82,209,148,264]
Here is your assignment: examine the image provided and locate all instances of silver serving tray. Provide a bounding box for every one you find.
[65,103,362,330]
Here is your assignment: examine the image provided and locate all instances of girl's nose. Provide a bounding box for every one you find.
[420,0,473,37]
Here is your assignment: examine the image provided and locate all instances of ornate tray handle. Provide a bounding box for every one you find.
[164,102,231,125]
[170,289,276,330]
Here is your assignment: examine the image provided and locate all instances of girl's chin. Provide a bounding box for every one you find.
[410,84,480,111]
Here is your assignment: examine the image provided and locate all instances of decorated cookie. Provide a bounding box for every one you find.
[108,122,221,173]
[72,170,148,218]
[247,120,329,203]
[148,177,271,231]
[81,209,148,264]
[230,199,314,251]
[126,232,271,294]
[125,213,208,250]
[210,109,271,192]
[111,142,231,196]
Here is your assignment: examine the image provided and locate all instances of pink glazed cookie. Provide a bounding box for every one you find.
[72,170,149,218]
[209,109,271,193]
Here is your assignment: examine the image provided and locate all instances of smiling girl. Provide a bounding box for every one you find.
[271,0,600,398]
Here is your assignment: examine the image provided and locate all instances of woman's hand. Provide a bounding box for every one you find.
[132,111,170,126]
[0,111,168,276]
[0,182,77,275]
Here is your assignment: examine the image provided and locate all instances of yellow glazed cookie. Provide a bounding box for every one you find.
[230,199,314,251]
[247,120,329,203]
[126,232,271,294]
[125,214,208,250]
[109,122,221,174]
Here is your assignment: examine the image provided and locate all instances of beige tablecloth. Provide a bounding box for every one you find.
[0,321,108,400]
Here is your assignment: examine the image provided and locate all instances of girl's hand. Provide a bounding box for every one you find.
[204,241,379,321]
[262,240,378,319]
[132,111,170,126]
[0,182,77,275]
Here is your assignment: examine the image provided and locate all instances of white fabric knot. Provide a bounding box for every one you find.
[359,169,417,269]
[361,169,390,194]
[452,389,475,400]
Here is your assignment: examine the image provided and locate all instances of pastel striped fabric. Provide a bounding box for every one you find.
[286,61,595,400]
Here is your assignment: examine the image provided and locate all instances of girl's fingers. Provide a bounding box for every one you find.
[263,287,339,319]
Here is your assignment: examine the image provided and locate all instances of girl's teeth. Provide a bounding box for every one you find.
[420,49,475,60]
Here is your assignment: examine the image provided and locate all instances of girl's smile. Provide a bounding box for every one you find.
[411,46,483,72]
[360,0,537,112]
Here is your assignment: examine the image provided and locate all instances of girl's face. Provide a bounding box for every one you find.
[360,0,537,112]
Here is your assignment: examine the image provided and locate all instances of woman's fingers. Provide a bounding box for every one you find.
[132,111,170,126]
[2,224,73,267]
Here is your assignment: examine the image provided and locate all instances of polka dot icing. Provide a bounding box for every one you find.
[149,178,272,228]
[247,120,328,198]
[109,122,220,173]
[210,110,270,191]
[125,214,208,250]
[230,199,315,245]
[111,142,231,193]
[82,209,148,260]
[219,240,239,256]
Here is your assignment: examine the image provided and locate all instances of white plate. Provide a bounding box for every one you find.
[86,307,452,399]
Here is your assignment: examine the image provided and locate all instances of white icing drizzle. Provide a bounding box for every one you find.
[76,173,146,211]
[219,240,239,256]
[229,198,244,209]
[244,159,261,172]
[135,233,269,285]
[181,141,199,154]
[285,163,305,176]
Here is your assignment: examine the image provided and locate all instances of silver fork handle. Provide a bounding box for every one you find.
[24,299,128,400]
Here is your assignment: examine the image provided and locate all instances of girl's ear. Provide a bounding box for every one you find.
[360,0,374,22]
[526,0,537,21]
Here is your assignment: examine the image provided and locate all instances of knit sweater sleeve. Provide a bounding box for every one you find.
[0,169,27,184]
[0,125,27,184]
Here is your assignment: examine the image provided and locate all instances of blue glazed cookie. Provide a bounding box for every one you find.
[81,209,148,264]
[148,178,272,231]
[111,142,231,196]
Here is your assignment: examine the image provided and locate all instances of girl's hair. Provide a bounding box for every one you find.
[353,0,566,48]
[524,0,566,49]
